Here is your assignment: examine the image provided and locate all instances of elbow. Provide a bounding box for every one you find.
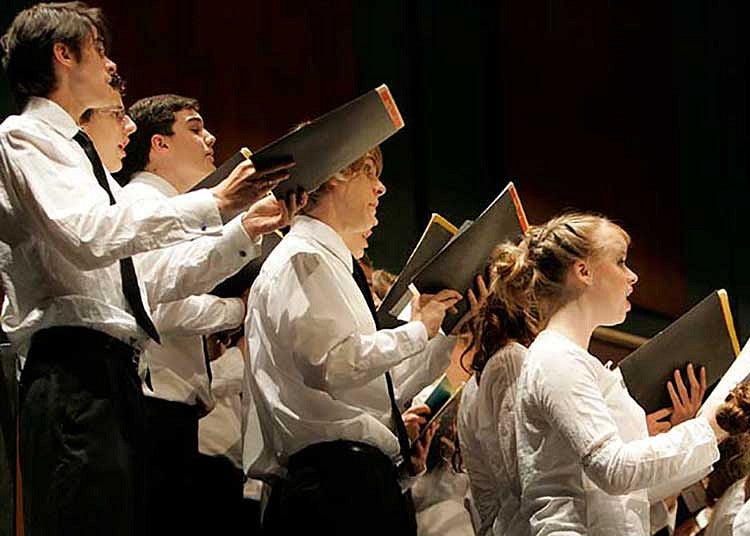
[322,366,366,393]
[587,472,632,496]
[58,234,126,271]
[582,447,642,496]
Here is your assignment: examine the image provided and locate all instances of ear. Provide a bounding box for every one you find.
[52,42,76,69]
[150,134,169,154]
[572,258,593,287]
[325,176,345,191]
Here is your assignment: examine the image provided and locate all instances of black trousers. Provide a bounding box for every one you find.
[19,326,145,536]
[194,453,255,533]
[143,396,200,535]
[263,440,417,536]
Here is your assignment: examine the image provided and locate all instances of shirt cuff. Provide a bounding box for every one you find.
[223,297,247,327]
[173,189,223,236]
[426,333,457,368]
[693,417,721,461]
[224,215,263,261]
[399,321,429,354]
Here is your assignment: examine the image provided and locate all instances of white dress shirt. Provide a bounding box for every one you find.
[199,345,264,500]
[516,329,720,536]
[704,479,746,536]
[122,171,258,408]
[0,97,223,353]
[144,295,244,408]
[243,215,455,478]
[199,346,245,466]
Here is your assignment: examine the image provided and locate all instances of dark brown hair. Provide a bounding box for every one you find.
[1,2,109,110]
[116,94,199,184]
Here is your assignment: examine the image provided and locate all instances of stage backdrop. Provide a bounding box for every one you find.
[1,1,748,340]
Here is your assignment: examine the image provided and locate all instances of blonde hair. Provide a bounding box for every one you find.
[470,211,629,377]
[304,146,383,210]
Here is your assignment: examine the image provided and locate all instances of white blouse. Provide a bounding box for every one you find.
[457,376,497,536]
[458,343,527,536]
[476,342,526,535]
[733,494,750,535]
[516,329,719,535]
[706,479,747,536]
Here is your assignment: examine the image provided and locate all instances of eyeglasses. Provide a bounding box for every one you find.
[93,106,127,122]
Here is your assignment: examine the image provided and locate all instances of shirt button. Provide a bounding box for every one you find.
[239,250,247,258]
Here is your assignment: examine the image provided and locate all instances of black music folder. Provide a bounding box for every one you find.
[377,214,458,329]
[192,85,404,198]
[411,182,529,333]
[618,290,740,414]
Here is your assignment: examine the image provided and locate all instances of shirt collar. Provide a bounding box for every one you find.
[23,97,81,140]
[128,171,180,198]
[290,215,353,273]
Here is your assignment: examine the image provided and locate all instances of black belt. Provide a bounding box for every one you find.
[288,440,396,475]
[29,326,138,364]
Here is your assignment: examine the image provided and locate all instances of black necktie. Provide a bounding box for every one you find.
[351,257,413,470]
[201,335,213,384]
[73,130,161,344]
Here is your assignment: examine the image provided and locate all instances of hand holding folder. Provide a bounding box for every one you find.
[618,290,740,414]
[207,152,296,222]
[411,182,529,333]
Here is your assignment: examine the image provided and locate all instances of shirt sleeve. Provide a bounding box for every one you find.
[265,251,429,393]
[151,295,245,337]
[136,215,261,305]
[0,128,222,270]
[392,333,456,406]
[534,349,719,496]
[209,347,245,398]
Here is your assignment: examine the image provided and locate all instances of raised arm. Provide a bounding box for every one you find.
[259,252,458,393]
[535,350,719,496]
[0,128,223,270]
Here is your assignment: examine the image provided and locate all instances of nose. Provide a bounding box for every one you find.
[205,129,216,148]
[123,114,137,136]
[374,177,386,197]
[628,266,638,286]
[105,57,117,74]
